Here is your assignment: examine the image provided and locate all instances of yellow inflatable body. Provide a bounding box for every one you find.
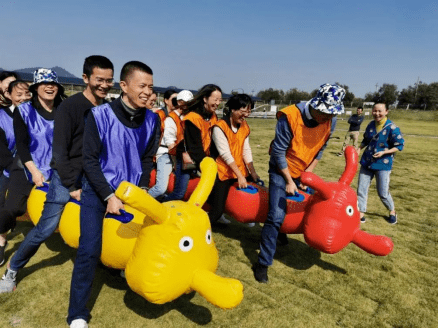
[26,158,243,309]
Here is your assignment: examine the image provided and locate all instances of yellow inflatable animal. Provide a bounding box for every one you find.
[25,158,243,309]
[115,158,243,309]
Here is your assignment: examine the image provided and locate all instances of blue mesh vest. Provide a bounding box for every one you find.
[0,109,16,177]
[18,102,54,181]
[92,103,157,190]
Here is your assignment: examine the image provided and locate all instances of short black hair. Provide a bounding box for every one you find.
[120,61,153,82]
[223,94,252,118]
[83,55,114,77]
[0,71,19,82]
[164,89,177,100]
[7,80,29,94]
[357,106,363,110]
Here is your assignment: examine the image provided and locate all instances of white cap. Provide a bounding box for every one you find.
[176,90,193,102]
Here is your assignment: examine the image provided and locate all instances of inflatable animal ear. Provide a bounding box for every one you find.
[115,157,244,309]
[301,146,393,256]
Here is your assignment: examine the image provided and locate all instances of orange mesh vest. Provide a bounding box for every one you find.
[168,111,184,156]
[214,120,250,181]
[183,112,218,155]
[277,105,331,178]
[156,109,166,134]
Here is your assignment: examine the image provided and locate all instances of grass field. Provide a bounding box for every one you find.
[0,116,437,328]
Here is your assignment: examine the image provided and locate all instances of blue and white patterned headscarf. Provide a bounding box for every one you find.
[309,83,346,115]
[29,68,63,94]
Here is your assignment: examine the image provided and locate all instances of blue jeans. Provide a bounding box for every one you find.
[258,169,288,267]
[67,177,106,324]
[148,153,173,199]
[357,166,394,213]
[10,170,71,271]
[162,157,191,202]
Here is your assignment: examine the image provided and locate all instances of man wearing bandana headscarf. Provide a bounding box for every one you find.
[252,83,346,283]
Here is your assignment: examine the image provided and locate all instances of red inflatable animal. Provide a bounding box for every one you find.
[224,146,393,256]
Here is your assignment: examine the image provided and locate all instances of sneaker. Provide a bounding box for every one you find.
[360,216,366,223]
[247,222,255,228]
[337,152,344,157]
[0,242,7,266]
[0,268,17,293]
[252,262,268,283]
[70,319,88,328]
[277,233,289,246]
[217,215,231,224]
[387,214,397,225]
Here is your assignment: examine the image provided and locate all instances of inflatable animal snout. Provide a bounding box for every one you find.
[115,157,244,309]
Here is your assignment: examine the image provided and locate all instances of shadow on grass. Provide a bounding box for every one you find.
[123,289,212,325]
[213,221,346,274]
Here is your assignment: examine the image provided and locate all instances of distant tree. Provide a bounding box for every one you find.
[373,84,398,106]
[364,92,376,102]
[398,81,438,110]
[352,97,364,108]
[257,88,284,103]
[284,88,311,104]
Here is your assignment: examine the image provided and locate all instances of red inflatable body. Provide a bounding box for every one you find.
[156,146,393,257]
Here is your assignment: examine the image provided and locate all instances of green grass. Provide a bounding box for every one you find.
[0,118,437,328]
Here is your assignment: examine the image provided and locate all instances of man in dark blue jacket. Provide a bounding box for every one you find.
[338,106,364,156]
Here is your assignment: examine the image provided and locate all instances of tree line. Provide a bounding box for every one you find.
[256,81,438,110]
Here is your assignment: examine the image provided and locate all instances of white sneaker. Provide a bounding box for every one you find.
[217,215,231,224]
[247,222,256,227]
[70,319,88,328]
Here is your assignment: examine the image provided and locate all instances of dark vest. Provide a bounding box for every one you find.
[18,102,54,181]
[0,109,16,177]
[92,103,157,190]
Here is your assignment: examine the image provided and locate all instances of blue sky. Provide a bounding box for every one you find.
[1,0,437,98]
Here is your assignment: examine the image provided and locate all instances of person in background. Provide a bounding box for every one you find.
[67,61,160,328]
[0,56,114,295]
[208,94,259,225]
[337,106,364,156]
[148,90,193,200]
[162,84,221,202]
[356,102,404,224]
[252,84,346,283]
[161,89,177,116]
[0,81,30,219]
[0,69,65,268]
[0,72,19,109]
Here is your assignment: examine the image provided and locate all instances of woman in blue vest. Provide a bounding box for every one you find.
[0,68,65,266]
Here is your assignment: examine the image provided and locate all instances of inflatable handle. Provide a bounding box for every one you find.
[105,209,134,224]
[36,182,50,193]
[236,185,258,195]
[286,192,305,202]
[256,179,265,187]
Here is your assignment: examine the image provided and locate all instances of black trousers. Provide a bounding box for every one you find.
[0,168,33,234]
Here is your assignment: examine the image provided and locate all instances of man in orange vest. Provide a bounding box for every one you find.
[252,83,346,283]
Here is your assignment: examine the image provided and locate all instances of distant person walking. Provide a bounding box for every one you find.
[337,106,364,156]
[357,102,404,224]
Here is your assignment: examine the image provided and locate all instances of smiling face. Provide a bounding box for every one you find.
[203,90,222,114]
[147,93,157,109]
[9,83,31,106]
[83,67,114,101]
[1,76,16,95]
[120,70,153,109]
[230,105,250,127]
[36,83,59,103]
[372,103,388,122]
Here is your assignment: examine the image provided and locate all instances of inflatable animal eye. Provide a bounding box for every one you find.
[346,205,354,216]
[205,229,212,244]
[179,236,193,252]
